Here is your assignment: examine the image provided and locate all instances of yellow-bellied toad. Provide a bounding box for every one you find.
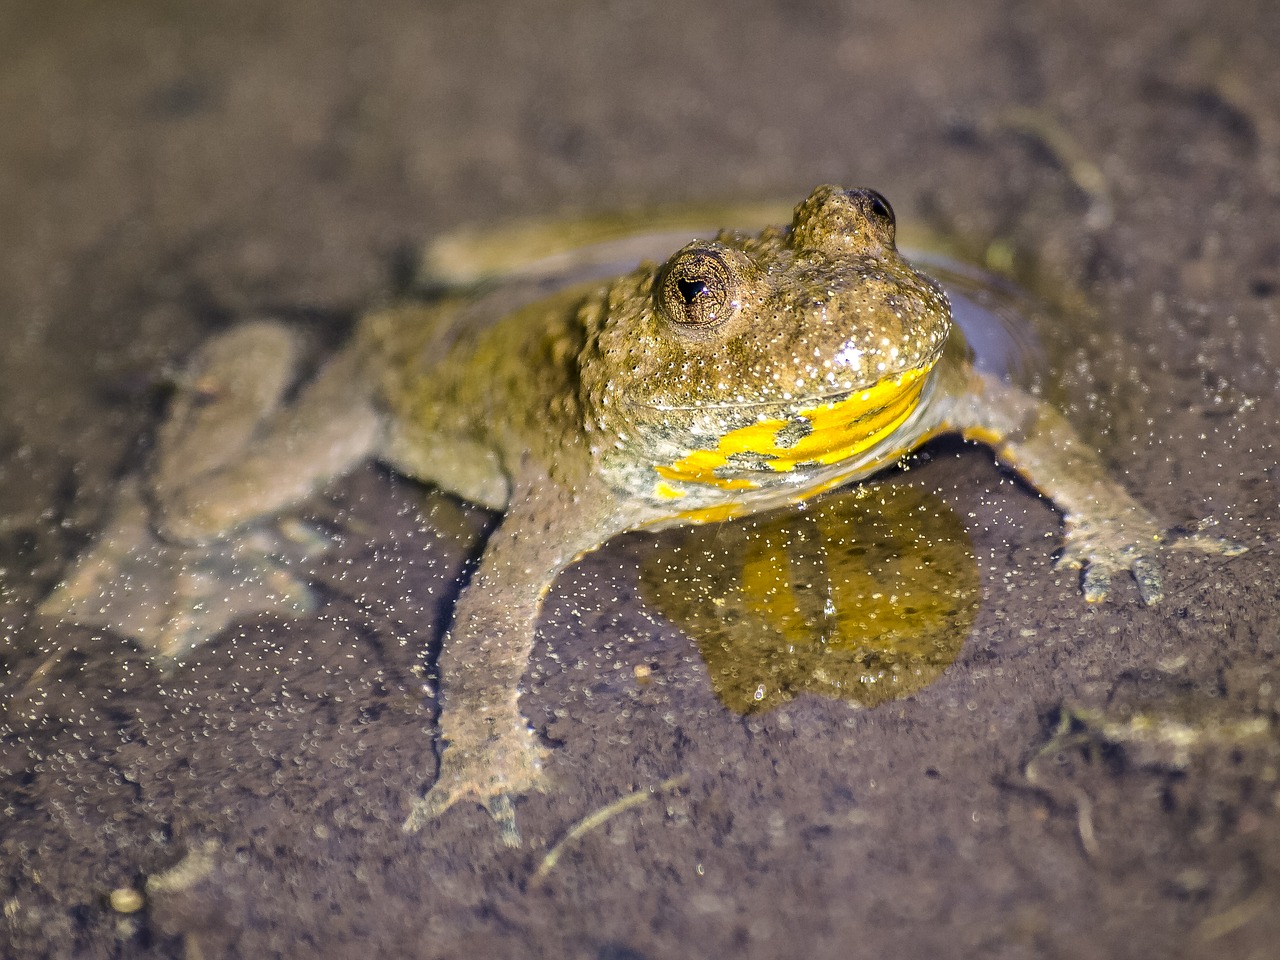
[40,186,1242,843]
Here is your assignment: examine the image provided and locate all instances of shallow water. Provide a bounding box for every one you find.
[3,2,1278,958]
[643,482,979,714]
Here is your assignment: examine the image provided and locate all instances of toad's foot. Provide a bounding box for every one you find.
[402,727,550,846]
[952,372,1249,607]
[1056,510,1247,605]
[37,477,325,661]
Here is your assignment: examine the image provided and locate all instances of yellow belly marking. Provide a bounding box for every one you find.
[654,480,687,500]
[654,367,927,494]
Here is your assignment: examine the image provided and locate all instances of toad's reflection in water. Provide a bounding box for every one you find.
[642,483,979,714]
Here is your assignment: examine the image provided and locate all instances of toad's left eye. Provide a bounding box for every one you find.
[789,185,898,254]
[861,189,895,230]
[656,244,748,329]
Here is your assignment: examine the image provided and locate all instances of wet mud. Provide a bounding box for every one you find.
[2,1,1279,958]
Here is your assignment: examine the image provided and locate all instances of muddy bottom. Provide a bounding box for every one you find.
[3,1,1280,958]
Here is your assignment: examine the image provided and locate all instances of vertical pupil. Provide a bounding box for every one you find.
[677,278,709,304]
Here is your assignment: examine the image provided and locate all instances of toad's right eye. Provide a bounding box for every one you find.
[656,245,746,329]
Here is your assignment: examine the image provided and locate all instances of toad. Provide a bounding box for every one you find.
[40,186,1241,842]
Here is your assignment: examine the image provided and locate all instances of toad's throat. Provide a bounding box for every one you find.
[654,366,929,494]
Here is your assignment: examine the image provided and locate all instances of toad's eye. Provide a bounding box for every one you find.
[657,246,746,328]
[789,185,898,254]
[676,278,709,304]
[862,189,895,230]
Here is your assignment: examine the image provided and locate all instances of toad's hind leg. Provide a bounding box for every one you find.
[39,321,384,661]
[150,321,306,504]
[152,328,384,544]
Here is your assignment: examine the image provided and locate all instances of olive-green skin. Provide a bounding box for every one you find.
[43,185,1238,843]
[366,187,951,524]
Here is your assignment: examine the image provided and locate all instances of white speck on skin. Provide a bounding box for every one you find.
[833,342,864,369]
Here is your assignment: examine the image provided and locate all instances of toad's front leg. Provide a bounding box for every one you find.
[402,473,620,845]
[945,369,1245,604]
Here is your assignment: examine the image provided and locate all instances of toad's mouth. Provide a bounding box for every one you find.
[652,365,931,493]
[637,383,904,413]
